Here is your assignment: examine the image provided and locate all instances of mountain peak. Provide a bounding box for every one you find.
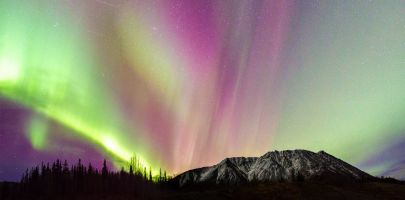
[174,150,373,187]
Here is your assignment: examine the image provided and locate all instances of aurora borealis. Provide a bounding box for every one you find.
[0,0,405,181]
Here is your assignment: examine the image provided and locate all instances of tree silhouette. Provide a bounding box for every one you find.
[102,159,108,177]
[9,157,170,200]
[149,167,152,181]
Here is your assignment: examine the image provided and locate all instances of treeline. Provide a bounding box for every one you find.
[1,157,170,200]
[378,176,405,185]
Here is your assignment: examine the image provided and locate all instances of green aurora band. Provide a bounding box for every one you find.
[0,1,155,172]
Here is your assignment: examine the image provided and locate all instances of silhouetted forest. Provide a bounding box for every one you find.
[1,157,170,200]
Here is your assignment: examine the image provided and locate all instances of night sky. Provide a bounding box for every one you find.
[0,0,405,181]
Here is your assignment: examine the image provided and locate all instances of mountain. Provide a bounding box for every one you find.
[174,150,373,187]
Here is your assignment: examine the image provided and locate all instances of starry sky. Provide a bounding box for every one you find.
[0,0,405,181]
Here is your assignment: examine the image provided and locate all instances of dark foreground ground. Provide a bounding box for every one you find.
[2,181,405,200]
[163,182,405,200]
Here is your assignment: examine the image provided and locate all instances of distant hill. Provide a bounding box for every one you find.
[174,150,374,187]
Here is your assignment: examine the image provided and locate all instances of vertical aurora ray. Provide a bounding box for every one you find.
[0,0,405,181]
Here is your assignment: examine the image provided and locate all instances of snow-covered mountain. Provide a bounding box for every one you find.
[174,150,373,187]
